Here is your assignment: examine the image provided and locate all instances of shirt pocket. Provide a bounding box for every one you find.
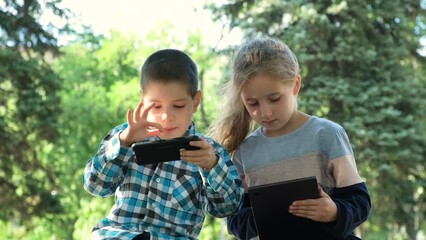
[171,174,202,213]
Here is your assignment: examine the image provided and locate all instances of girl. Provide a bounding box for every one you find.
[208,36,371,239]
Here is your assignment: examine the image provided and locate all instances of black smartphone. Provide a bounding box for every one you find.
[131,135,201,165]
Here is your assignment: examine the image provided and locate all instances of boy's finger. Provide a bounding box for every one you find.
[146,129,161,137]
[188,140,205,148]
[126,108,133,124]
[146,121,163,132]
[180,156,202,165]
[180,149,196,157]
[140,103,156,120]
[133,102,144,121]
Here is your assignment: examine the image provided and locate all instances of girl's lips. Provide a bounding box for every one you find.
[262,119,275,124]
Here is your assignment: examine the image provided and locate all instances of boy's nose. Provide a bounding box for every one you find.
[161,110,174,122]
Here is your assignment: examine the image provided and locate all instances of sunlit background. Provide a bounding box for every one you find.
[1,0,426,239]
[41,0,243,48]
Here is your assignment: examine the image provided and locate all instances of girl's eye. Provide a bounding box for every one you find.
[154,105,162,109]
[174,105,185,108]
[270,97,280,102]
[247,101,258,106]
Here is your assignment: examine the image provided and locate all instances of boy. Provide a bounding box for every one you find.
[83,49,244,240]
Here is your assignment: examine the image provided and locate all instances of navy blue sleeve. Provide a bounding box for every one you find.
[323,182,371,238]
[226,193,258,240]
[227,183,370,239]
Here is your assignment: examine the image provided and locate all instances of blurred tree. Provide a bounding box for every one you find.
[208,0,426,239]
[51,30,140,239]
[0,0,68,230]
[0,1,236,237]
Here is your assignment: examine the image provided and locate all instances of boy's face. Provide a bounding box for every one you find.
[142,81,201,139]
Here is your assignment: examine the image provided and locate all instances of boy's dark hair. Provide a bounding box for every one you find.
[141,49,199,97]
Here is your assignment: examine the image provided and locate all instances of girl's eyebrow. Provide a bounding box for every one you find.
[243,96,258,101]
[268,93,281,98]
[245,92,280,100]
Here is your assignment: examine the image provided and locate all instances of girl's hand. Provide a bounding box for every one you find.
[288,186,337,223]
[119,102,163,146]
[179,137,218,170]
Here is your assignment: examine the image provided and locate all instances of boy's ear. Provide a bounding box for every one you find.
[192,90,202,112]
[293,75,301,96]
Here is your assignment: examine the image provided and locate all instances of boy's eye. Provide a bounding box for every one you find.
[174,105,185,108]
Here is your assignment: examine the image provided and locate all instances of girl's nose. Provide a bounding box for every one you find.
[259,103,272,118]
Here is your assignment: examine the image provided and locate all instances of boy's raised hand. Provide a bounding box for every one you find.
[179,138,218,170]
[119,102,163,146]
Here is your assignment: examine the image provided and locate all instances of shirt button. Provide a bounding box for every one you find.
[156,178,160,183]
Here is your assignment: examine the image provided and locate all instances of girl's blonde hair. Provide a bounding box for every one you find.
[208,35,300,155]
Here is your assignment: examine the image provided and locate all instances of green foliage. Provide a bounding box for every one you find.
[2,0,425,239]
[49,31,141,239]
[209,0,426,239]
[0,17,229,237]
[199,215,236,240]
[0,0,68,226]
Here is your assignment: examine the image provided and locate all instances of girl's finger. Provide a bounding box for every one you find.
[319,186,328,198]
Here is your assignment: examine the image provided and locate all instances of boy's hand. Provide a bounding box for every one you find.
[179,137,218,170]
[288,186,337,223]
[119,102,163,146]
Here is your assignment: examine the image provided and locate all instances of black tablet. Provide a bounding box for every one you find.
[131,135,201,165]
[248,176,322,239]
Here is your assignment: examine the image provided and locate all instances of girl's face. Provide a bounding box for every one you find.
[241,73,301,137]
[142,81,201,139]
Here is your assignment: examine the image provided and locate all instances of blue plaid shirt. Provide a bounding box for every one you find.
[83,122,243,240]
